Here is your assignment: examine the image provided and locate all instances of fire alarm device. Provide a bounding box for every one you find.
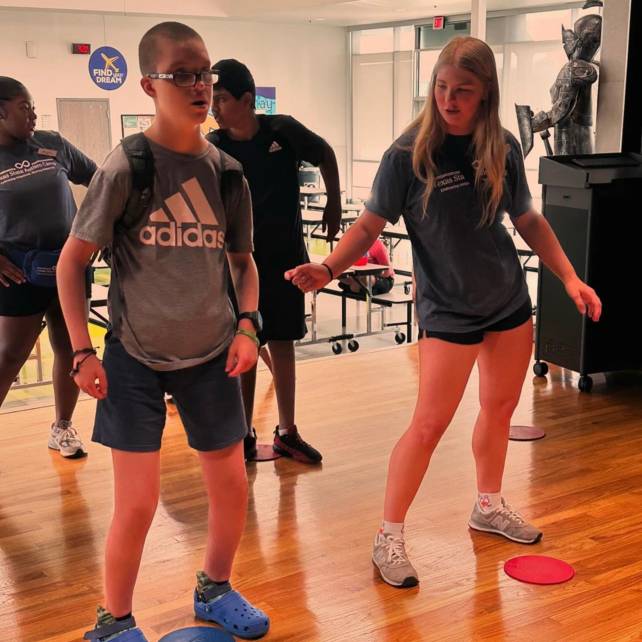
[433,16,445,30]
[72,43,92,55]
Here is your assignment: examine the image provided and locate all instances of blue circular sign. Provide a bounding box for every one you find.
[89,46,127,91]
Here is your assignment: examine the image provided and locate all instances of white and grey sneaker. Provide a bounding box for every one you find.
[372,530,419,588]
[469,498,542,544]
[48,420,88,459]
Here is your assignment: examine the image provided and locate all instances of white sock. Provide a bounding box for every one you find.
[277,425,294,436]
[381,521,404,537]
[477,492,502,513]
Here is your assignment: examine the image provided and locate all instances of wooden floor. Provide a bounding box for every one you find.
[2,345,642,642]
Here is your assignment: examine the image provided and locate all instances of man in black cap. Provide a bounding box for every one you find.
[207,58,341,464]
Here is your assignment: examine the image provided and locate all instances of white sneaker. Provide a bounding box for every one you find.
[48,420,88,458]
[372,530,419,588]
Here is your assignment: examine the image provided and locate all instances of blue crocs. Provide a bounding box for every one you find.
[194,588,270,639]
[83,614,148,642]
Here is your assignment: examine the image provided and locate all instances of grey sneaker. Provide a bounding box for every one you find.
[49,420,88,459]
[372,530,419,588]
[469,498,542,544]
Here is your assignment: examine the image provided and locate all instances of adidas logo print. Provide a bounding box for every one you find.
[139,177,225,249]
[268,141,282,153]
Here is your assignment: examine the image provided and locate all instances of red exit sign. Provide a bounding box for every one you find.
[433,16,445,30]
[72,43,91,55]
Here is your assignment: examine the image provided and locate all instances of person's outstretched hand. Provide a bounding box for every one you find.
[285,263,332,293]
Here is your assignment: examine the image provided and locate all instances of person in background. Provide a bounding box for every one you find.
[338,237,394,296]
[208,59,342,464]
[0,76,96,458]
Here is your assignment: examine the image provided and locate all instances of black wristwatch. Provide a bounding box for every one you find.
[238,310,263,333]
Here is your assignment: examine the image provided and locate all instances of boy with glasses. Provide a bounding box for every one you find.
[57,22,269,641]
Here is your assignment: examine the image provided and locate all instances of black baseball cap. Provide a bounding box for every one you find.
[211,59,256,101]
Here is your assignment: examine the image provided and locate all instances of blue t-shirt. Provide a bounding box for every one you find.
[0,131,96,253]
[366,129,532,332]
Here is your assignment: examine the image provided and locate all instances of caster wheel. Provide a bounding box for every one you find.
[394,332,406,344]
[332,342,342,355]
[533,362,549,377]
[578,375,593,392]
[348,339,359,352]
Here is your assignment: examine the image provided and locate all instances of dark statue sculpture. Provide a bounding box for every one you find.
[516,0,603,157]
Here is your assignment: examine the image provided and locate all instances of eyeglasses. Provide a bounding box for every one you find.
[146,71,217,87]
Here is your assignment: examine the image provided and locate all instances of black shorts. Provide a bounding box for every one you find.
[0,269,92,317]
[0,280,59,316]
[257,265,306,344]
[93,334,247,452]
[229,256,307,346]
[418,299,533,345]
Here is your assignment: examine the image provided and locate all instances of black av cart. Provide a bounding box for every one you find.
[534,152,642,391]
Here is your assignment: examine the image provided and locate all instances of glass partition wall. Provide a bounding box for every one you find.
[350,5,602,208]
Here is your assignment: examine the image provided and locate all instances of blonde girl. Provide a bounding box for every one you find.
[286,37,601,587]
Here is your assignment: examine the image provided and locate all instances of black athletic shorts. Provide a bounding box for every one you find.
[0,269,92,317]
[0,280,59,316]
[229,254,307,346]
[418,298,533,345]
[256,262,307,344]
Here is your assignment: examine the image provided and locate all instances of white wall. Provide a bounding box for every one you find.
[0,8,348,180]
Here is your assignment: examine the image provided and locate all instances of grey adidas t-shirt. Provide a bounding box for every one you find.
[72,139,253,371]
[366,129,532,333]
[0,131,96,253]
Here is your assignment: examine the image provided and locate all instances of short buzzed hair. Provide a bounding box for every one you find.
[138,22,203,75]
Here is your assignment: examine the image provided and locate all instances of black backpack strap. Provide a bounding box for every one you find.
[120,133,155,230]
[96,133,154,268]
[213,147,243,215]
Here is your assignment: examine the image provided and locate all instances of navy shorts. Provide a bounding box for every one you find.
[93,334,247,452]
[418,299,533,345]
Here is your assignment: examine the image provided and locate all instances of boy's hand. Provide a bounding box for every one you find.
[72,355,108,400]
[0,255,26,287]
[226,333,259,377]
[285,263,332,293]
[322,201,341,242]
[564,275,602,321]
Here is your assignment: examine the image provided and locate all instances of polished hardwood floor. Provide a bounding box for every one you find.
[1,345,642,642]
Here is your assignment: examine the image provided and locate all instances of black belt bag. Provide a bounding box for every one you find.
[6,248,61,288]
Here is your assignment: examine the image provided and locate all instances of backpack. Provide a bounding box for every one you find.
[98,133,241,265]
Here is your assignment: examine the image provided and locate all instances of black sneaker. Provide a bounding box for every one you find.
[244,427,258,461]
[273,426,322,464]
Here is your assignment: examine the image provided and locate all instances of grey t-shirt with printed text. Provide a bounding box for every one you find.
[366,129,532,333]
[72,139,253,371]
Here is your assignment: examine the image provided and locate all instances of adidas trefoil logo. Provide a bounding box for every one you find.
[268,141,282,153]
[139,176,225,249]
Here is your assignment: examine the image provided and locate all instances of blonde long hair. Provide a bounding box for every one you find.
[407,37,506,226]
